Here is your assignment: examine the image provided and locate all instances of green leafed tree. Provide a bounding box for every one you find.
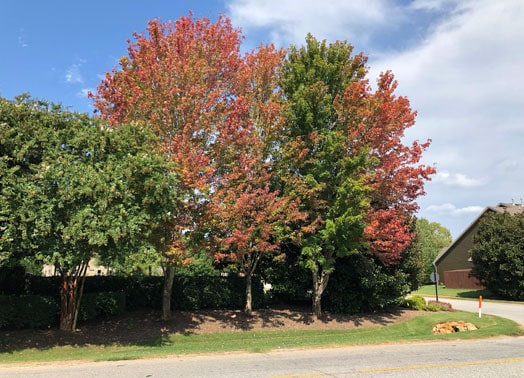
[471,211,524,300]
[278,35,372,317]
[414,218,452,282]
[0,95,177,331]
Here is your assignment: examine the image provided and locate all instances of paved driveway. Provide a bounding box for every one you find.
[424,296,524,326]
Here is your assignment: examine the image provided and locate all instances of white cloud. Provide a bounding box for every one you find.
[426,203,483,217]
[65,65,83,84]
[433,171,483,187]
[65,59,86,84]
[17,29,28,48]
[409,0,457,11]
[226,0,524,238]
[228,0,396,48]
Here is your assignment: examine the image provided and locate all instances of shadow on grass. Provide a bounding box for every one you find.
[0,305,419,354]
[456,289,489,299]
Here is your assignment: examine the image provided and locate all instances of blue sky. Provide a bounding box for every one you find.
[2,0,523,239]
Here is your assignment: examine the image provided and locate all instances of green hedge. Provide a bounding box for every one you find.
[0,292,125,330]
[323,253,410,314]
[172,275,263,310]
[0,295,58,329]
[0,274,264,329]
[77,292,126,322]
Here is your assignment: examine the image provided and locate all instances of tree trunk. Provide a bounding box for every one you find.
[59,262,89,332]
[162,264,176,321]
[245,272,253,315]
[72,264,88,331]
[59,273,76,331]
[311,270,330,319]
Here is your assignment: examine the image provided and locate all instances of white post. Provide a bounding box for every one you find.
[478,295,482,318]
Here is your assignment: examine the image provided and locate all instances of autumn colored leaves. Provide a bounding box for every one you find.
[90,15,435,316]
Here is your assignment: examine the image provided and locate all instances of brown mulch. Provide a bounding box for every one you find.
[0,305,425,352]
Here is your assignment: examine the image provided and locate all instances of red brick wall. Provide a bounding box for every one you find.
[443,269,485,289]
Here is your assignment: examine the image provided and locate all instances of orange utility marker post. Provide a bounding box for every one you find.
[479,295,482,318]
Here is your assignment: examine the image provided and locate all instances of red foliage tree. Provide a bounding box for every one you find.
[90,15,249,320]
[91,15,301,316]
[338,71,436,265]
[207,45,303,314]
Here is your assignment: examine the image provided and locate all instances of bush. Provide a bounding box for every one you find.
[400,295,426,310]
[323,253,410,314]
[0,295,58,329]
[426,300,454,312]
[5,273,265,325]
[77,292,126,323]
[172,275,264,310]
[399,297,454,312]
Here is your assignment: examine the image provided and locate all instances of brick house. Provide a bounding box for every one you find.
[433,202,524,289]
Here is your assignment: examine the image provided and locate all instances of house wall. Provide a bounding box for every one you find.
[435,220,480,285]
[443,269,484,289]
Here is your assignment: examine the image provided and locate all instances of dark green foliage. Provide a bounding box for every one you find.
[0,266,27,295]
[0,295,57,329]
[19,275,61,297]
[1,274,264,329]
[258,243,312,305]
[122,276,163,310]
[398,219,426,291]
[0,94,179,330]
[0,292,125,329]
[323,253,410,314]
[172,275,264,310]
[471,211,524,300]
[77,292,126,322]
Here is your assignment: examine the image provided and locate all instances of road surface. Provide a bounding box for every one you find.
[1,336,523,377]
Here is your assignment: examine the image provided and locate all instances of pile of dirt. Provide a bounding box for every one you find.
[432,321,478,334]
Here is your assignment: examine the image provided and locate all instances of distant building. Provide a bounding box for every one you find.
[42,259,113,277]
[433,202,524,289]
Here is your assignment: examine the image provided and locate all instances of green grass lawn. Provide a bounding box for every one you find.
[412,285,494,300]
[1,311,521,364]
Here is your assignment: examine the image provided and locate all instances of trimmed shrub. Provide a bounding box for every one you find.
[172,275,264,310]
[0,295,57,329]
[77,292,126,323]
[400,295,427,310]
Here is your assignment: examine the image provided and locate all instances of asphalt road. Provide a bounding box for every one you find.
[1,337,523,377]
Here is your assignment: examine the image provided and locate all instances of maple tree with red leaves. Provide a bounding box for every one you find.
[91,15,301,316]
[90,14,249,320]
[207,44,304,314]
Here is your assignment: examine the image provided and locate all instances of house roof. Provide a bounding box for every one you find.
[433,202,524,266]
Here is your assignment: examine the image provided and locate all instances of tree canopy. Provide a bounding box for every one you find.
[3,14,437,322]
[471,211,524,300]
[278,34,435,317]
[414,218,452,280]
[0,95,177,330]
[90,15,301,315]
